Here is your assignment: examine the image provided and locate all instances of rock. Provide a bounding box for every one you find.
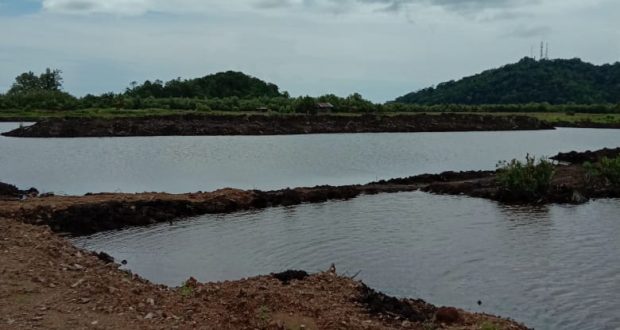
[93,251,115,264]
[144,312,154,320]
[571,190,588,204]
[271,270,309,284]
[71,278,85,288]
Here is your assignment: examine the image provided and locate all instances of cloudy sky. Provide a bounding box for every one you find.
[0,0,618,101]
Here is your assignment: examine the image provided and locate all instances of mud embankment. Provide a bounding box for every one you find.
[2,113,553,137]
[554,121,620,129]
[2,171,491,235]
[4,150,620,237]
[551,147,620,164]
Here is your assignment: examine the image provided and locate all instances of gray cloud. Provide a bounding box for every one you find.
[505,25,552,38]
[254,0,292,9]
[42,0,541,16]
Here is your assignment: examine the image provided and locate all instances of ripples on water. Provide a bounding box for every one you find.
[74,192,620,330]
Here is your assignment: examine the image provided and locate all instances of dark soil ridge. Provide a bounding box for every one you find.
[551,147,620,164]
[3,159,620,237]
[0,171,494,236]
[2,113,553,137]
[554,121,620,129]
[0,181,38,199]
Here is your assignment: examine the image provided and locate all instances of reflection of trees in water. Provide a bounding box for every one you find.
[497,203,553,228]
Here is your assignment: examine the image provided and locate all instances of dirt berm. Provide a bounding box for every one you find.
[2,113,553,137]
[3,153,620,237]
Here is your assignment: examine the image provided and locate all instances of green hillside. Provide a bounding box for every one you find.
[125,71,285,99]
[395,58,620,105]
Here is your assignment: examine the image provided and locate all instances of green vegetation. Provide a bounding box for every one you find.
[125,71,284,99]
[2,60,620,121]
[496,155,555,199]
[584,156,620,185]
[395,57,620,105]
[479,322,501,330]
[257,305,271,325]
[179,282,193,297]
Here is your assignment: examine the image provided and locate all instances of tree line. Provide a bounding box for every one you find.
[2,60,620,114]
[0,69,378,113]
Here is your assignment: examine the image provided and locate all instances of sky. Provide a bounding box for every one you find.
[0,0,619,102]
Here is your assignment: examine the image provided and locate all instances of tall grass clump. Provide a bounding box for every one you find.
[584,156,620,185]
[496,155,555,199]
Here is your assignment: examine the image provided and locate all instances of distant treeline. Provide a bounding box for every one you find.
[395,57,620,105]
[1,64,620,114]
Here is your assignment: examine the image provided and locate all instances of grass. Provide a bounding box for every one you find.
[496,155,555,199]
[479,322,501,330]
[257,305,271,326]
[584,156,620,185]
[178,282,193,297]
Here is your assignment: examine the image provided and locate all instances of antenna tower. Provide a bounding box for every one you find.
[540,41,544,60]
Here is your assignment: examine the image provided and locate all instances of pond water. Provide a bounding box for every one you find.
[1,122,620,195]
[74,192,620,330]
[3,122,620,329]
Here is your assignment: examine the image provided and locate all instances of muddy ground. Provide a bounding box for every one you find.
[2,113,553,137]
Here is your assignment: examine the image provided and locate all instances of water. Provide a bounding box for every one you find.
[3,122,620,329]
[73,192,620,330]
[2,122,620,195]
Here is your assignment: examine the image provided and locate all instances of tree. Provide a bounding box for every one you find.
[294,96,316,114]
[39,68,63,91]
[8,68,63,94]
[9,71,40,94]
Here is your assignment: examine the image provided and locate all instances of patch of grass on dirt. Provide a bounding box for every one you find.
[584,156,620,185]
[497,155,555,199]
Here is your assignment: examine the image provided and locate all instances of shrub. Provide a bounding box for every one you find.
[584,156,620,185]
[496,155,555,199]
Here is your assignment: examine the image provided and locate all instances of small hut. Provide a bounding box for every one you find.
[316,102,334,113]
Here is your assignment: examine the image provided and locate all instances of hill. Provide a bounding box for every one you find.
[394,58,620,104]
[125,71,285,99]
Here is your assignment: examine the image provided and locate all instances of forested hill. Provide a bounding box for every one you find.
[394,58,620,104]
[125,71,285,98]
